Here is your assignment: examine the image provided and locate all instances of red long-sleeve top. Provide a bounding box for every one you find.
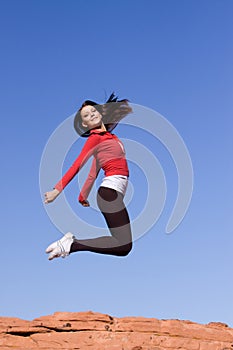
[54,129,129,201]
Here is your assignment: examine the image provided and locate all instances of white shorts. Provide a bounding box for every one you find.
[100,175,128,196]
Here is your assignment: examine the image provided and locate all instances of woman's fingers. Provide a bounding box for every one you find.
[80,200,90,207]
[44,191,53,204]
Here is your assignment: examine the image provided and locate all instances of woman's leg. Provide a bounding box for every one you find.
[70,187,132,256]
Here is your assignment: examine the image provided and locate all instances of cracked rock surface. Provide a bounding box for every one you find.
[0,311,233,350]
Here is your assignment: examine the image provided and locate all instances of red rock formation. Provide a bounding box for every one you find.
[0,311,233,350]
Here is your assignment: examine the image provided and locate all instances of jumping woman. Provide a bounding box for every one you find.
[44,93,133,260]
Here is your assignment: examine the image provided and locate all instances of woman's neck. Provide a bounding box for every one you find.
[94,122,106,132]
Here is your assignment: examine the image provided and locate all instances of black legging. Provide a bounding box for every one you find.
[70,187,132,256]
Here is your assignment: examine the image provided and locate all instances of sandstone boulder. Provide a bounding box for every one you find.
[0,311,232,350]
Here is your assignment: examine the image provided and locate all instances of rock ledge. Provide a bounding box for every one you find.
[0,311,233,350]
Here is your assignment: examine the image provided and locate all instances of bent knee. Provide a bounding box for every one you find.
[118,242,132,257]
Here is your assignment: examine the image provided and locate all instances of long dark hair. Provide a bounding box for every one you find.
[73,92,132,137]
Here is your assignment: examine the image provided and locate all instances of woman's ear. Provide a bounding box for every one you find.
[82,121,88,128]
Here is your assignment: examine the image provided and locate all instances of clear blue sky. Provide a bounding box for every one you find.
[1,0,232,326]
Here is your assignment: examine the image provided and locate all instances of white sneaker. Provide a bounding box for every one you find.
[46,232,75,260]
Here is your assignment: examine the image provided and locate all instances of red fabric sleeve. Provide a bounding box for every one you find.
[54,135,99,192]
[78,157,100,202]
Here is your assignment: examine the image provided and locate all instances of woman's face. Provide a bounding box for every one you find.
[80,105,103,130]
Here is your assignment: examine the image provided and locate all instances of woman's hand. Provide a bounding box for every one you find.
[79,199,90,207]
[44,189,60,204]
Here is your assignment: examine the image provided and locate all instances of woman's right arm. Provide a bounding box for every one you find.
[44,135,98,203]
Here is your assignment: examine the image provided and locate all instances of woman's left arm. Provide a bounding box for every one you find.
[78,157,100,206]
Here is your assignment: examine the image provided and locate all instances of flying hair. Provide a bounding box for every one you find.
[73,92,133,137]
